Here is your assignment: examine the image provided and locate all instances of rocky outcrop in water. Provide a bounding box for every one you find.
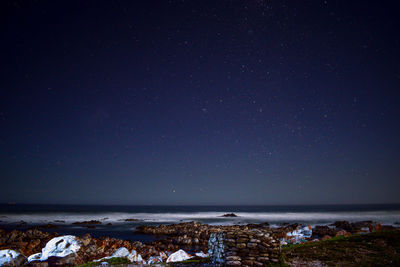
[221,213,238,217]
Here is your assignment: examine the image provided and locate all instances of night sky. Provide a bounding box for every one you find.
[1,1,399,205]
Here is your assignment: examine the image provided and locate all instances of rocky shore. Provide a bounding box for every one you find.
[0,220,398,266]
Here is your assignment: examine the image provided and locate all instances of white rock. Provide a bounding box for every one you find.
[0,249,21,266]
[110,247,130,258]
[40,235,81,261]
[147,255,163,264]
[127,250,143,262]
[195,251,209,258]
[166,249,192,263]
[27,252,42,262]
[94,247,143,263]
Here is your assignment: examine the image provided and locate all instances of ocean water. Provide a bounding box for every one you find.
[1,204,399,242]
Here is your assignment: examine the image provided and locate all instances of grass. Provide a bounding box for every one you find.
[75,256,210,267]
[166,256,211,266]
[281,230,400,266]
[281,235,346,249]
[75,257,131,267]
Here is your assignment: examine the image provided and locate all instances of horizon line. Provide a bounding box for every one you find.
[2,202,400,207]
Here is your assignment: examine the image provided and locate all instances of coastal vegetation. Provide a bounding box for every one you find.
[282,230,400,266]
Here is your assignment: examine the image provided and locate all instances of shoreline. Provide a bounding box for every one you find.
[1,219,399,266]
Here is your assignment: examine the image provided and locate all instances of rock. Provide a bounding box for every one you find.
[27,253,42,263]
[237,237,249,243]
[226,255,241,261]
[257,256,269,263]
[72,220,101,225]
[27,261,49,267]
[108,247,130,257]
[147,255,163,264]
[226,260,242,265]
[247,242,257,248]
[373,223,382,232]
[123,218,138,222]
[336,230,352,237]
[46,253,77,266]
[208,232,225,263]
[332,221,359,233]
[78,234,92,246]
[282,225,313,244]
[222,213,238,217]
[2,220,287,266]
[0,229,57,257]
[321,235,332,240]
[0,249,26,266]
[195,251,208,258]
[92,247,143,263]
[352,221,373,231]
[166,249,192,263]
[39,224,59,229]
[247,222,270,229]
[380,225,396,231]
[313,225,337,237]
[237,243,246,249]
[39,235,81,261]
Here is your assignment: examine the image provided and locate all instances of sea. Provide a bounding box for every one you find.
[1,204,399,243]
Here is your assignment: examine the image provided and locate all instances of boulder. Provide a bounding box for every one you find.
[0,249,26,266]
[166,249,192,263]
[39,235,81,261]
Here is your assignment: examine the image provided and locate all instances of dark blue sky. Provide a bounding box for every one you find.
[1,0,399,205]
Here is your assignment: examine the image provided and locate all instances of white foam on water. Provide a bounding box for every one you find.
[1,210,400,226]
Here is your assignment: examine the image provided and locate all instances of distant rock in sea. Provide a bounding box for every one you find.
[72,220,102,225]
[221,213,238,217]
[118,218,139,222]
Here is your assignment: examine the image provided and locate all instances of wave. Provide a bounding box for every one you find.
[1,211,400,226]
